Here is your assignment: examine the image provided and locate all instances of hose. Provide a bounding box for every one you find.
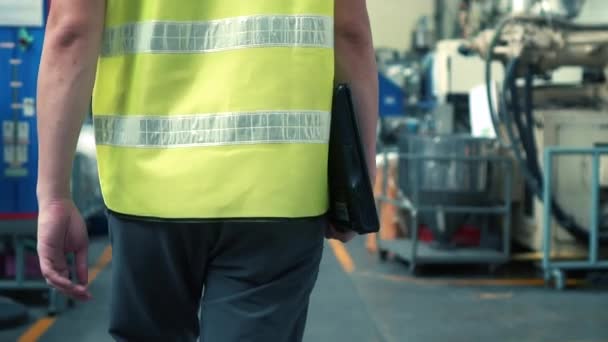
[523,68,539,174]
[498,58,608,244]
[485,15,608,146]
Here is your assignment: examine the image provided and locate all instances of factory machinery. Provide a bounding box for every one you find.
[375,0,608,285]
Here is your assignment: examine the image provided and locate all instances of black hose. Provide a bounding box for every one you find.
[499,59,608,243]
[508,62,534,166]
[523,68,538,173]
[499,58,540,191]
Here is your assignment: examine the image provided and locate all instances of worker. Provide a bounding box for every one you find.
[35,0,378,340]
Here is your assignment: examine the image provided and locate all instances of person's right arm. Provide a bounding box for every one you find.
[327,0,378,243]
[334,0,378,181]
[36,0,106,300]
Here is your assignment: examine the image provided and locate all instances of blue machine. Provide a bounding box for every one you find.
[0,3,46,217]
[378,72,406,118]
[377,52,437,118]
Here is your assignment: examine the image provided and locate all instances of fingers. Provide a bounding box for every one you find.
[40,257,91,301]
[42,265,91,301]
[325,225,357,243]
[75,247,89,286]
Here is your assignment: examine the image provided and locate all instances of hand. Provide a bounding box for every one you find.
[325,225,357,243]
[37,198,91,301]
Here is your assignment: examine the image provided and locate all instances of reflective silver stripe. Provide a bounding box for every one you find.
[94,111,330,148]
[101,15,333,57]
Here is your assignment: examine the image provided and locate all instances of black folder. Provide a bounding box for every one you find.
[328,84,380,235]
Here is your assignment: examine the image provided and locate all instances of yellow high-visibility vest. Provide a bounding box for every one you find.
[92,1,335,219]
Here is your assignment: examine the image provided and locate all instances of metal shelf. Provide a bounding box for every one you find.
[376,148,513,273]
[379,239,508,265]
[0,219,68,314]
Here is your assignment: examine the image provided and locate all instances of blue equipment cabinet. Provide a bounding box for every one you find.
[378,72,406,118]
[0,3,46,219]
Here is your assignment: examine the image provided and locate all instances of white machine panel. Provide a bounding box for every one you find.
[433,39,504,103]
[515,109,608,251]
[0,0,44,27]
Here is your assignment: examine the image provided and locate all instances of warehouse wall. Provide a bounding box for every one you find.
[367,0,435,51]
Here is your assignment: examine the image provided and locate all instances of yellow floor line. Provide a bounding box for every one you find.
[356,271,587,288]
[88,246,113,283]
[329,240,355,273]
[18,245,113,342]
[17,318,56,342]
[328,244,589,288]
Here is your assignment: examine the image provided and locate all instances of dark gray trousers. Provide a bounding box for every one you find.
[107,212,326,342]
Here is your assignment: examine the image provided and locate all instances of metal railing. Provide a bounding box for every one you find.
[542,147,608,289]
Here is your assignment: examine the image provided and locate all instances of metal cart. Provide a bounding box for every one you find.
[376,140,513,274]
[0,219,70,314]
[542,147,608,290]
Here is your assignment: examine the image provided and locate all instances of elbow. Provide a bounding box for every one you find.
[45,16,97,50]
[335,24,374,52]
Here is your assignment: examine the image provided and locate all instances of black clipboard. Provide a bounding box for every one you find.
[328,84,380,235]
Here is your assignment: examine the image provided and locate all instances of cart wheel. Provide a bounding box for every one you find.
[553,270,566,291]
[543,270,552,288]
[409,264,418,276]
[378,249,389,262]
[47,288,57,316]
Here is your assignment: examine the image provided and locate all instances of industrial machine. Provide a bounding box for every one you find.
[468,2,608,249]
[375,0,608,279]
[460,0,608,282]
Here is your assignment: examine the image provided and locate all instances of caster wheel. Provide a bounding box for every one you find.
[409,264,418,276]
[379,249,389,262]
[543,271,552,288]
[553,270,566,290]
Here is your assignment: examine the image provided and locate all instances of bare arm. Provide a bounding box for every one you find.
[334,0,378,182]
[36,0,106,203]
[36,0,105,301]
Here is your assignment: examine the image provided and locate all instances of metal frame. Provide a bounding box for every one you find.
[376,148,513,273]
[0,220,70,314]
[542,147,608,290]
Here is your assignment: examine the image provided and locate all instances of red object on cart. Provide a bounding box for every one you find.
[417,224,482,246]
[0,213,37,220]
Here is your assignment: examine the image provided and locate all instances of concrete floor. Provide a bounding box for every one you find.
[1,236,608,342]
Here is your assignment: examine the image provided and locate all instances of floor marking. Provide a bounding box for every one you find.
[18,245,113,342]
[478,292,513,300]
[355,270,587,288]
[511,251,590,262]
[88,246,113,283]
[329,240,355,273]
[17,318,56,342]
[328,243,587,287]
